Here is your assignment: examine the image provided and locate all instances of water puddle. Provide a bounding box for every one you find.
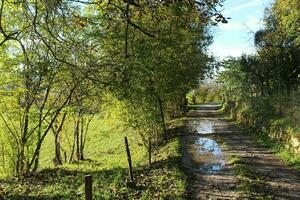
[190,120,214,134]
[182,136,225,173]
[182,119,225,173]
[195,138,225,172]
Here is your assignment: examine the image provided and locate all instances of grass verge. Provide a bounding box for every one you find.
[0,138,185,200]
[0,115,186,199]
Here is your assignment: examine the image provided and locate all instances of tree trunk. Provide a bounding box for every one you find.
[19,105,29,174]
[79,116,84,160]
[32,129,41,172]
[54,133,62,165]
[33,111,43,172]
[158,97,167,142]
[69,121,76,162]
[33,85,51,172]
[53,113,67,165]
[260,80,264,96]
[76,117,80,161]
[18,141,26,174]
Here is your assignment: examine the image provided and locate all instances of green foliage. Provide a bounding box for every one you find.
[0,0,220,175]
[273,0,300,46]
[102,2,214,139]
[254,0,300,91]
[191,83,223,104]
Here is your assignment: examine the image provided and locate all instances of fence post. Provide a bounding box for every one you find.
[124,136,134,182]
[85,174,92,200]
[148,137,151,167]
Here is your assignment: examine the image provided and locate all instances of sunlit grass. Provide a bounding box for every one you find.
[0,115,186,199]
[39,114,147,170]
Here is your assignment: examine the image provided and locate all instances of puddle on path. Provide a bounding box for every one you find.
[183,136,225,173]
[196,138,225,172]
[189,120,214,134]
[183,119,225,173]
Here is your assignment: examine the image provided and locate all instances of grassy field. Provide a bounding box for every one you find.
[0,115,186,199]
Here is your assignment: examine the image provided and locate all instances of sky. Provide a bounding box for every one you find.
[210,0,274,59]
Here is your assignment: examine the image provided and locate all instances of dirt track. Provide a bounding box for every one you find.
[180,104,300,199]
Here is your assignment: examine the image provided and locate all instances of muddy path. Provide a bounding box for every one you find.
[180,103,300,199]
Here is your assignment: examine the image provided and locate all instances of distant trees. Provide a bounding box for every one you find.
[188,83,222,104]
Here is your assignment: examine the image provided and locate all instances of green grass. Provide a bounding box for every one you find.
[38,114,147,170]
[0,115,186,199]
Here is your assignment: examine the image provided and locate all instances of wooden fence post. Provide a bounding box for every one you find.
[148,137,151,167]
[124,136,134,182]
[85,174,92,200]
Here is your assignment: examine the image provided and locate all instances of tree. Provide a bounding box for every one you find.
[0,0,226,175]
[254,0,300,95]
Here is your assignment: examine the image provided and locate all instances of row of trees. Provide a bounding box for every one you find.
[219,0,299,113]
[187,83,222,104]
[0,0,224,175]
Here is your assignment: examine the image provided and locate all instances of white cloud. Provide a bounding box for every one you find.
[209,43,255,59]
[223,0,263,15]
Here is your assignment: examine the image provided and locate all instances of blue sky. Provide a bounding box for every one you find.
[210,0,274,59]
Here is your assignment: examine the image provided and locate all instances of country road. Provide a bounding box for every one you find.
[180,104,300,199]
